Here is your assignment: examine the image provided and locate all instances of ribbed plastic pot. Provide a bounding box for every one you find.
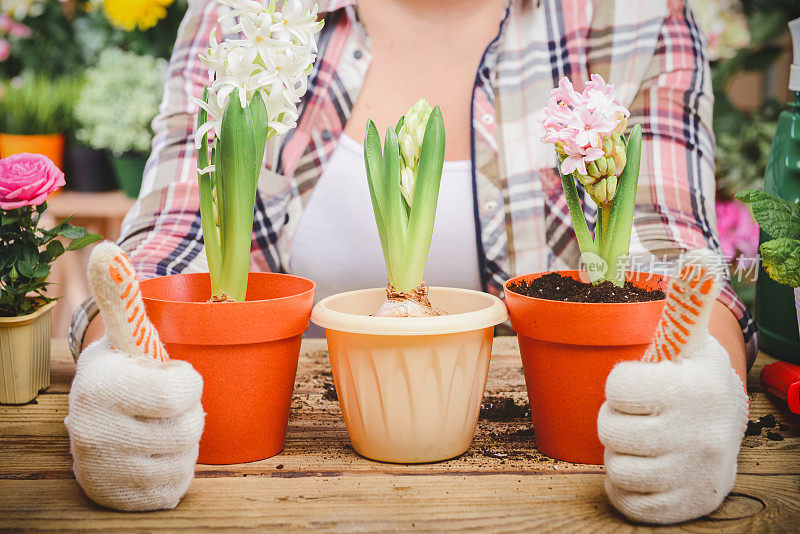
[311,287,508,463]
[0,133,65,169]
[140,272,315,464]
[0,301,56,405]
[504,270,667,465]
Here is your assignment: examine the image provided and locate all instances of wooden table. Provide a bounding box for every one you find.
[1,338,798,532]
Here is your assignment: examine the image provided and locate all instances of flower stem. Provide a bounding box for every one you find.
[561,174,601,280]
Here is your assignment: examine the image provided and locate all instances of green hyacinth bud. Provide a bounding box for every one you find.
[398,98,433,207]
[569,130,628,206]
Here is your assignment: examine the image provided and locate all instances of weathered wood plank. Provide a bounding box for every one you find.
[1,340,798,480]
[0,474,797,532]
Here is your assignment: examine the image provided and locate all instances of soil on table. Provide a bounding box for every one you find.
[507,272,664,303]
[479,395,530,421]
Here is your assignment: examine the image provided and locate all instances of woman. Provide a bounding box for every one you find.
[70,0,755,522]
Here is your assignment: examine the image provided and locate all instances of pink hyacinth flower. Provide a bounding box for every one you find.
[539,74,629,177]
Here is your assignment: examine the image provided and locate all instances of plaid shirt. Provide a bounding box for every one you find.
[70,0,758,367]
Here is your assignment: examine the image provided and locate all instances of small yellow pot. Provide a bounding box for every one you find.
[311,287,507,463]
[0,301,56,405]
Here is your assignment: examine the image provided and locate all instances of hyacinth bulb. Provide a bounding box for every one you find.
[397,98,433,206]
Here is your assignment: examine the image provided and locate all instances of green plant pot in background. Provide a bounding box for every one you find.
[109,153,147,199]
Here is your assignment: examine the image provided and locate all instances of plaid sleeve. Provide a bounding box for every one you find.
[627,0,757,369]
[69,0,223,360]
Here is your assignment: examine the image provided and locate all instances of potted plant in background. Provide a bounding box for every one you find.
[0,153,100,404]
[74,48,167,198]
[310,99,508,464]
[736,189,800,363]
[503,75,667,465]
[137,0,322,464]
[63,74,117,193]
[0,75,77,170]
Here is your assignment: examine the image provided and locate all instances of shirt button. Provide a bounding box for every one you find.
[484,200,498,211]
[353,49,363,60]
[482,113,494,125]
[321,129,332,140]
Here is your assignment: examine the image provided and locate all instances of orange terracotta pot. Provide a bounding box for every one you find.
[140,272,315,464]
[0,133,65,170]
[504,270,667,465]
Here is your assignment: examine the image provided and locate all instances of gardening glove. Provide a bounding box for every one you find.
[65,243,204,512]
[598,251,749,524]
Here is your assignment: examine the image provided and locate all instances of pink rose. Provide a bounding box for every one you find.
[0,153,65,210]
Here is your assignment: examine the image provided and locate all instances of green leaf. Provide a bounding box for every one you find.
[603,124,642,287]
[214,94,268,301]
[67,233,102,251]
[33,263,50,279]
[398,106,446,292]
[759,238,800,286]
[58,223,88,239]
[41,240,65,263]
[735,189,800,240]
[1,211,18,226]
[383,126,406,288]
[197,87,222,292]
[364,119,390,271]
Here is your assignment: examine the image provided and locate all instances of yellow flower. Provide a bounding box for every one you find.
[103,0,174,32]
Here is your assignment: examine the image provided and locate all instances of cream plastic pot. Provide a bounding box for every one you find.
[311,287,507,463]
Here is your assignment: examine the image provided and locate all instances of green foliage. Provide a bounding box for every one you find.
[0,203,101,317]
[736,188,800,286]
[0,75,82,135]
[716,102,780,197]
[0,0,86,78]
[1,0,187,79]
[71,1,187,63]
[74,48,167,156]
[363,106,446,293]
[759,239,800,287]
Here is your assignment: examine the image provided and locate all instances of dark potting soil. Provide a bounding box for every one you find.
[507,272,664,303]
[479,395,531,421]
[766,430,785,441]
[757,414,777,428]
[322,382,338,402]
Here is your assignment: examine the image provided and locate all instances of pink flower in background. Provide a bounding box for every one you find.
[0,153,65,210]
[0,15,11,33]
[8,21,30,38]
[0,38,8,62]
[538,74,629,177]
[716,200,759,264]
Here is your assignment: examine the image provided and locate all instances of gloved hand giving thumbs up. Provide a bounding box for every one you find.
[64,243,205,511]
[598,251,749,524]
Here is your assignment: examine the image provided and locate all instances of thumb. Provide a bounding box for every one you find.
[88,242,168,362]
[642,249,723,363]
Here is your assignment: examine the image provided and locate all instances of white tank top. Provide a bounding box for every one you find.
[290,133,482,303]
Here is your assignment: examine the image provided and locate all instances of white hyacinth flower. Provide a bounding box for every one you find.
[197,0,323,142]
[193,88,227,150]
[397,98,433,207]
